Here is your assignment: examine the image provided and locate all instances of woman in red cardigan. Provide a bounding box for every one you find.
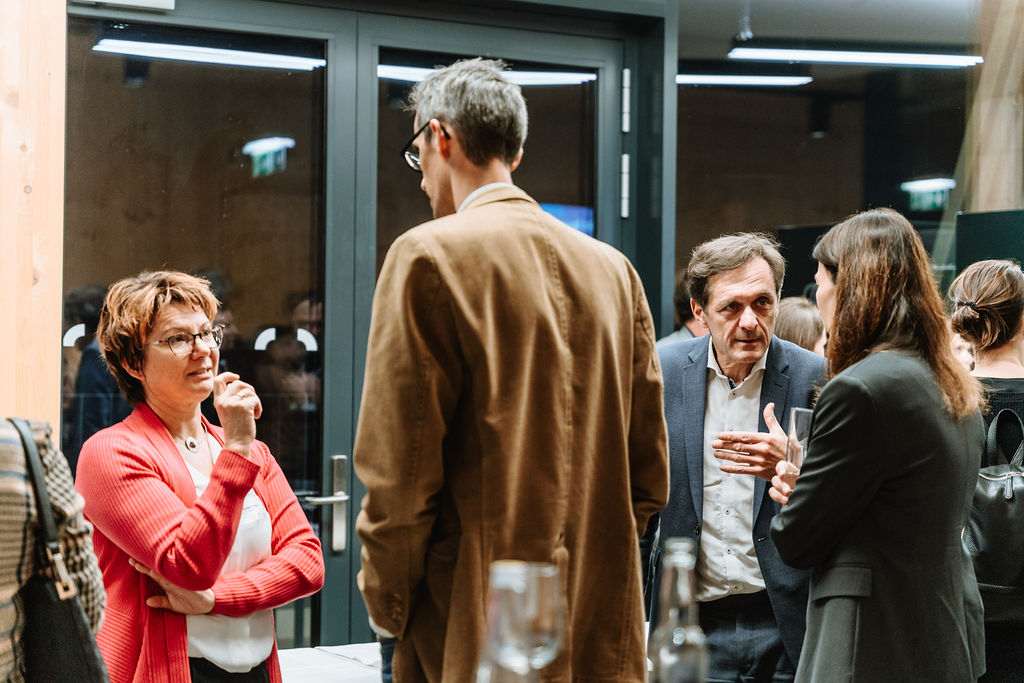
[75,270,324,683]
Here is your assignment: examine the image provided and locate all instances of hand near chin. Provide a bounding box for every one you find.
[712,402,788,481]
[130,558,215,614]
[213,372,262,456]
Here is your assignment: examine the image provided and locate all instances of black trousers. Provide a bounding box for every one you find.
[189,657,271,683]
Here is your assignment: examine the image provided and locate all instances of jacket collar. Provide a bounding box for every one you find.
[459,184,538,213]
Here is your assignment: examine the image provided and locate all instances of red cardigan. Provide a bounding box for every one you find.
[76,403,325,683]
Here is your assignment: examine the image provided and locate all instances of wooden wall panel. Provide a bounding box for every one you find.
[0,0,66,427]
[968,0,1024,211]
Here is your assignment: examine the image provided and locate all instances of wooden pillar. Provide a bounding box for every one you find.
[968,0,1024,211]
[0,0,66,427]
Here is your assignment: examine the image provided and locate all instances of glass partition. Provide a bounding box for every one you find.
[63,16,327,647]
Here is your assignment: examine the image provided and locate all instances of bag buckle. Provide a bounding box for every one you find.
[45,545,78,600]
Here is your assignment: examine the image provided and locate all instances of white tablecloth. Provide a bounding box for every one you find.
[279,643,381,683]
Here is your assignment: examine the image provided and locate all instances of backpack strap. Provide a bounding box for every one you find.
[986,409,1024,468]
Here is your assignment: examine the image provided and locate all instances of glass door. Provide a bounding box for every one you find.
[64,0,625,648]
[350,13,625,643]
[62,3,356,647]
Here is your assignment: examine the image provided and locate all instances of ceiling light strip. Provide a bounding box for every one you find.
[93,39,326,70]
[676,74,812,86]
[377,64,596,86]
[728,46,983,68]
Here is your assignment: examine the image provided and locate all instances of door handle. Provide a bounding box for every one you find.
[305,493,350,505]
[303,454,350,552]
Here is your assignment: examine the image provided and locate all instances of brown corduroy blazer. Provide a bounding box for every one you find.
[354,185,669,682]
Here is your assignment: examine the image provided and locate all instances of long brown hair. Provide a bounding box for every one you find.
[812,208,980,418]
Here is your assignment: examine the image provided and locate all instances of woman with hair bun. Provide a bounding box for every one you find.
[949,258,1024,681]
[950,259,1024,426]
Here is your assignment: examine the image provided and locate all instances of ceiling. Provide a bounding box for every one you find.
[677,0,980,59]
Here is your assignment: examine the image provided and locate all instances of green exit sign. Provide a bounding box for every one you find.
[242,137,296,178]
[251,149,288,178]
[908,189,948,212]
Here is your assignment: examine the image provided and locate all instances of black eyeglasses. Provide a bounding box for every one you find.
[402,120,450,172]
[148,325,224,356]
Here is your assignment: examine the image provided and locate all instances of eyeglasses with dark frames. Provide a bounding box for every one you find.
[148,325,224,356]
[402,120,450,172]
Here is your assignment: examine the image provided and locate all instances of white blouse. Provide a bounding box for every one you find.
[183,433,274,673]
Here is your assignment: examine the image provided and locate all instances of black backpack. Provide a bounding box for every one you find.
[963,408,1024,622]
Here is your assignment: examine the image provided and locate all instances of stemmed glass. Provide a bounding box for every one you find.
[476,561,565,682]
[786,407,814,468]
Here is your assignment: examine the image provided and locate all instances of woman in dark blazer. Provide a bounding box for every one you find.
[768,208,986,682]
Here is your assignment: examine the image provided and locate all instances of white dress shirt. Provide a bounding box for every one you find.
[696,336,768,602]
[184,433,275,673]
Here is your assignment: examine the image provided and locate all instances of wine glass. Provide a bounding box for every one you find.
[477,561,565,681]
[786,407,814,468]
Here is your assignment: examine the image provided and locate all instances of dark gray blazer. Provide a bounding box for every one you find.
[645,335,826,667]
[771,351,985,682]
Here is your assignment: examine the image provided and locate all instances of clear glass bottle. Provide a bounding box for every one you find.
[648,537,708,683]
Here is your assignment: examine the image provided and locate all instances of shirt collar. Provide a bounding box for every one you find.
[706,335,769,385]
[457,182,516,214]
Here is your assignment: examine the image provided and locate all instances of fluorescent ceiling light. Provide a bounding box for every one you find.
[93,38,326,70]
[242,137,296,156]
[900,177,956,193]
[377,64,596,86]
[728,46,982,69]
[676,73,811,87]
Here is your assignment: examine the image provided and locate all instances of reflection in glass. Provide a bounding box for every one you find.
[64,17,326,647]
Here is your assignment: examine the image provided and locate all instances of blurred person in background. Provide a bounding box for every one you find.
[657,265,706,348]
[950,329,975,372]
[63,283,131,474]
[770,208,985,682]
[774,297,825,356]
[76,270,324,683]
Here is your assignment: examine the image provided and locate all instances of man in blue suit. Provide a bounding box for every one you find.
[645,233,826,682]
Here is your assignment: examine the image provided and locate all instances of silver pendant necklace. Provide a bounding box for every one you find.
[179,423,206,454]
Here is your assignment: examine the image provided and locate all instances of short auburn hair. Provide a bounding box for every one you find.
[97,270,218,406]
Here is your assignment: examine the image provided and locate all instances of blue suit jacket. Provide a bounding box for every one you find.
[645,335,826,666]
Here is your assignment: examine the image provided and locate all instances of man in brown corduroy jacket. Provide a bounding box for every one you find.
[353,58,669,682]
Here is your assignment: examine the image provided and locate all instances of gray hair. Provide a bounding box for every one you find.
[407,58,528,167]
[686,233,785,307]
